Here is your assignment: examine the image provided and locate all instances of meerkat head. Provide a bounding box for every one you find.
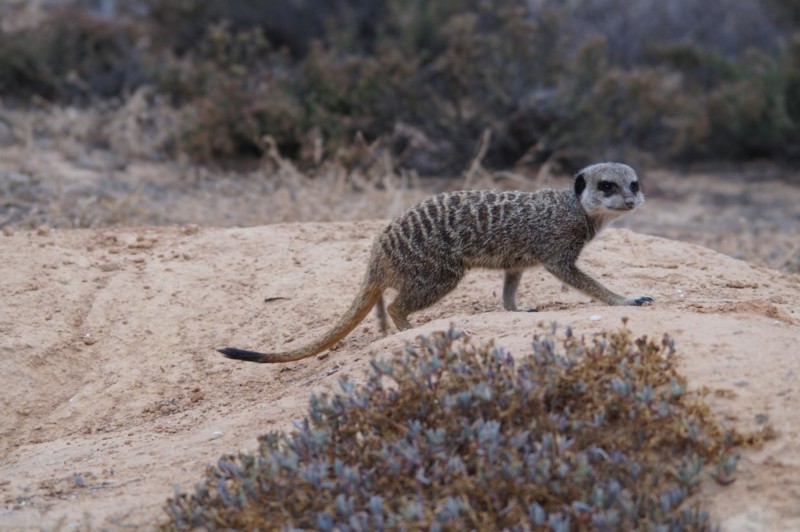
[574,162,644,219]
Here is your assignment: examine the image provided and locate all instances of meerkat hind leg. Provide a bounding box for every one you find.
[374,295,389,333]
[503,270,537,312]
[386,302,412,331]
[387,272,462,330]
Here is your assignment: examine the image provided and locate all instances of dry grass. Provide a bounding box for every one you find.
[1,103,798,273]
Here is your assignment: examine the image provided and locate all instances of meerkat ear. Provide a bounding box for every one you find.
[574,173,586,196]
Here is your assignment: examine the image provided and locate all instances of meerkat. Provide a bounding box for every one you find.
[219,162,653,363]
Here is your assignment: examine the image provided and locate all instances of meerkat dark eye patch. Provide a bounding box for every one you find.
[597,180,616,195]
[630,181,640,193]
[574,173,586,196]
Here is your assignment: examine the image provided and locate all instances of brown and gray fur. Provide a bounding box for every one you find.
[219,162,653,363]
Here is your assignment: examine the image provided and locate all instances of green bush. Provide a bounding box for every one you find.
[162,325,760,530]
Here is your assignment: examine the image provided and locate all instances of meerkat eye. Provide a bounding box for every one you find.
[598,181,616,194]
[630,181,640,194]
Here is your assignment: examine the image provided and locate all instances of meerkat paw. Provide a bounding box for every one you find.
[630,296,655,306]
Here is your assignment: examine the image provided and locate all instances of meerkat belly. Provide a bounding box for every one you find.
[460,230,542,270]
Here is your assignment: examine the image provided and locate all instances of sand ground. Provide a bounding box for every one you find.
[1,222,798,530]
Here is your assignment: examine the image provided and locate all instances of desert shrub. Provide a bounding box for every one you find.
[766,0,800,30]
[2,0,798,168]
[177,77,302,161]
[158,24,305,161]
[658,39,800,160]
[164,1,564,173]
[144,0,383,57]
[298,3,561,174]
[163,0,800,170]
[561,0,783,66]
[0,7,145,103]
[0,31,55,100]
[162,325,760,530]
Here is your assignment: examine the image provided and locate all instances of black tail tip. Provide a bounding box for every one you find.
[218,347,267,363]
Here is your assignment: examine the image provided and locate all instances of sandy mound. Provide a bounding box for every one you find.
[1,223,798,530]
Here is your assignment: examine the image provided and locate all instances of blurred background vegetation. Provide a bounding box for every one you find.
[1,0,799,176]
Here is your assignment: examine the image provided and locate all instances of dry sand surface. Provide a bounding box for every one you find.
[1,222,799,530]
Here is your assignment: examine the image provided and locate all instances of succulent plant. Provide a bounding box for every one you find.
[162,324,766,530]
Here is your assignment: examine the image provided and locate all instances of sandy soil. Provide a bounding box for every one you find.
[1,222,799,530]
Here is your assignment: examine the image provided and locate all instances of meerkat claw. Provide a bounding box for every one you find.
[633,297,655,306]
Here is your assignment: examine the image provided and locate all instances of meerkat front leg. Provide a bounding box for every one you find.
[545,263,654,306]
[503,270,537,312]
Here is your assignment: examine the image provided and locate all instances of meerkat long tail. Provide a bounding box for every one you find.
[218,278,383,363]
